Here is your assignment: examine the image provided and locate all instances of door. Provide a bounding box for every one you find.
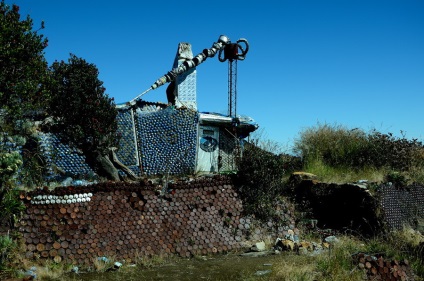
[196,126,219,173]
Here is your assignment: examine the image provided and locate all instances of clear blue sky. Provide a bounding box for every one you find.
[11,0,424,152]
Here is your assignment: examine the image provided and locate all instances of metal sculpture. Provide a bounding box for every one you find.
[129,35,249,108]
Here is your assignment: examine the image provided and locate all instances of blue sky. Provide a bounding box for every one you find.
[11,0,424,151]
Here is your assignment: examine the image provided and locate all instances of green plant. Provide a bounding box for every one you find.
[385,171,408,187]
[235,139,286,221]
[293,123,370,169]
[46,54,138,181]
[1,0,51,192]
[293,123,424,184]
[0,189,25,229]
[0,235,16,270]
[0,151,22,183]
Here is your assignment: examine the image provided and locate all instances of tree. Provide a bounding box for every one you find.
[0,1,49,191]
[47,54,137,181]
[0,1,48,227]
[0,1,49,131]
[235,140,286,221]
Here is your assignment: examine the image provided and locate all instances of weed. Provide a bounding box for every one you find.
[0,234,16,270]
[293,123,424,183]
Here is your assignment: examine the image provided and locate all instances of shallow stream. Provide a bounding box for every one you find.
[62,253,282,281]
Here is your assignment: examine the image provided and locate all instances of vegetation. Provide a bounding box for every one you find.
[235,123,424,279]
[293,122,424,184]
[46,54,137,181]
[1,1,423,279]
[0,235,15,271]
[236,139,287,221]
[0,0,45,236]
[0,0,50,187]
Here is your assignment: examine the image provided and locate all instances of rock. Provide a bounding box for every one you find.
[300,241,314,251]
[60,177,73,186]
[298,247,309,255]
[275,238,296,251]
[255,270,272,276]
[239,251,273,257]
[97,256,109,262]
[288,172,318,185]
[324,236,339,244]
[251,241,266,252]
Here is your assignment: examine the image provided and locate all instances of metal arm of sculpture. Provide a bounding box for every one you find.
[129,35,248,104]
[129,35,231,104]
[150,35,230,90]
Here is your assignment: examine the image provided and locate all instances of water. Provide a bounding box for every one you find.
[63,253,281,281]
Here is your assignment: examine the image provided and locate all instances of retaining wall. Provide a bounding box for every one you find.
[379,183,424,230]
[18,176,245,265]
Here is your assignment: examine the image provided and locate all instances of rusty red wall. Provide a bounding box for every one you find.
[18,176,244,265]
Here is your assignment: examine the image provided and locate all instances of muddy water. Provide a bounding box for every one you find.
[63,254,282,281]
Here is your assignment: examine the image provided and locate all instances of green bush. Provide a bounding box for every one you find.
[293,123,370,169]
[0,235,16,270]
[0,189,25,230]
[293,123,424,183]
[368,130,424,171]
[235,140,286,221]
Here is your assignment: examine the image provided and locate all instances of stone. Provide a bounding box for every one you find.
[324,236,339,244]
[250,241,266,252]
[288,172,318,185]
[275,238,296,251]
[255,270,272,276]
[240,251,272,257]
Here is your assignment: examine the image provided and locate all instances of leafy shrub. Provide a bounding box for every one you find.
[235,140,286,220]
[0,235,16,270]
[384,171,408,187]
[293,123,424,182]
[368,130,424,171]
[0,189,25,230]
[0,151,22,183]
[293,123,370,169]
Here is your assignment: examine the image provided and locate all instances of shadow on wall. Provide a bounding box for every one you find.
[293,180,383,237]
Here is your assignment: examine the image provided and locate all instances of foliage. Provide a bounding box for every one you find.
[368,130,424,172]
[47,54,118,155]
[0,140,24,228]
[236,140,286,221]
[314,237,365,281]
[0,235,16,270]
[18,136,48,188]
[46,54,120,179]
[0,188,25,230]
[384,170,408,187]
[293,123,424,184]
[0,150,22,183]
[0,0,49,134]
[293,123,370,169]
[0,0,50,190]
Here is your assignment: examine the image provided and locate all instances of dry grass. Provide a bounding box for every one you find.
[34,260,66,280]
[304,158,386,184]
[265,236,367,281]
[269,254,317,281]
[133,251,174,268]
[92,254,117,272]
[394,227,424,247]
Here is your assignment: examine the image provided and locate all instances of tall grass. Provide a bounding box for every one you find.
[0,235,16,271]
[293,123,424,184]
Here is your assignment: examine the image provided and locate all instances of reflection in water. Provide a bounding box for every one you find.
[63,254,281,281]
